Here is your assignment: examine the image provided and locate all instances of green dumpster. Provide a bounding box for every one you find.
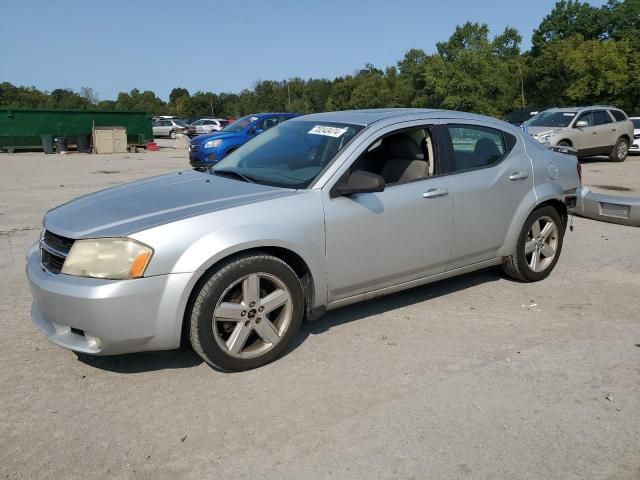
[0,108,153,152]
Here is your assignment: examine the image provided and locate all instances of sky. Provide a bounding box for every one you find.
[0,0,607,102]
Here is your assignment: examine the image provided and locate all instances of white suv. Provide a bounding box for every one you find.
[525,106,635,162]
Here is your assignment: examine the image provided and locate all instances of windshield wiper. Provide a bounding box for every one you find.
[211,168,257,183]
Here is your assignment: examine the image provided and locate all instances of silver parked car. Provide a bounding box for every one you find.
[27,109,580,371]
[187,118,229,136]
[152,119,188,138]
[525,106,634,162]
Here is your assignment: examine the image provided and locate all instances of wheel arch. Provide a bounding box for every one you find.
[498,188,567,258]
[557,139,573,147]
[180,245,317,347]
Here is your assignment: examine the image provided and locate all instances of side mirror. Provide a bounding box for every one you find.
[332,170,385,197]
[575,120,588,128]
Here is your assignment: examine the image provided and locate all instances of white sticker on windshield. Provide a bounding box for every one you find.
[308,125,348,138]
[563,113,576,116]
[250,117,259,122]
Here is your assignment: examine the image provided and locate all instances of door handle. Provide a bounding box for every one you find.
[509,171,529,181]
[592,131,598,135]
[422,188,449,199]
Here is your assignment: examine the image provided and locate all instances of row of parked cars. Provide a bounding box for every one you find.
[152,117,230,139]
[181,105,639,169]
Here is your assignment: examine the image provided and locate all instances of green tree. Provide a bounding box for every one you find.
[531,0,605,53]
[418,23,524,116]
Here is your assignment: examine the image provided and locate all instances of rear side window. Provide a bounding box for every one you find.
[593,111,613,125]
[445,125,512,172]
[610,110,628,122]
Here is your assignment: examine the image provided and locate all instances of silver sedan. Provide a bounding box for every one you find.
[27,109,580,371]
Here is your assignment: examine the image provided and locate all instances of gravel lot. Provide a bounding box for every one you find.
[1,148,639,480]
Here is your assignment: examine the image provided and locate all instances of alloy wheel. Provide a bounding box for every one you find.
[525,216,559,273]
[617,141,628,160]
[212,273,293,359]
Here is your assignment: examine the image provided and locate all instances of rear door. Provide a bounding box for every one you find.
[441,122,532,268]
[592,110,617,151]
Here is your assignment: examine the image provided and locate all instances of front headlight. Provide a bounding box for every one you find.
[538,134,552,144]
[61,238,153,279]
[204,139,222,149]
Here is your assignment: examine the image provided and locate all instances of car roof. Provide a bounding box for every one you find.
[290,108,512,128]
[546,106,623,113]
[247,112,300,118]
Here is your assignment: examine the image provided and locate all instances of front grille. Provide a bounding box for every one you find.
[41,230,75,274]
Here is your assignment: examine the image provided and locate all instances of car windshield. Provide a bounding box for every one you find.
[527,111,576,128]
[174,120,188,127]
[211,121,364,189]
[632,119,640,129]
[223,115,256,132]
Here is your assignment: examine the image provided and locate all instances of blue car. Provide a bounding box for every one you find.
[189,112,301,168]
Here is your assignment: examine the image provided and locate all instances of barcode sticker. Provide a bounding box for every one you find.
[308,125,348,137]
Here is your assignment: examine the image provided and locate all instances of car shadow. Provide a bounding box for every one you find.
[578,155,614,164]
[290,267,503,352]
[75,347,203,373]
[77,267,502,373]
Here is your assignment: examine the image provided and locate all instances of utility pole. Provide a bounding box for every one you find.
[210,98,214,117]
[517,61,526,110]
[287,83,291,110]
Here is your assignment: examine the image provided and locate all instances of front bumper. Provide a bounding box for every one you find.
[630,138,640,153]
[188,144,219,166]
[26,245,198,355]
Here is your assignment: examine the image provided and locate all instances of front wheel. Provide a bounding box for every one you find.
[502,206,565,282]
[170,130,177,139]
[189,253,304,371]
[609,137,628,162]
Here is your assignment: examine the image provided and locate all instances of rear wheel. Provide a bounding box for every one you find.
[189,253,304,371]
[502,206,565,282]
[609,137,628,162]
[170,129,177,139]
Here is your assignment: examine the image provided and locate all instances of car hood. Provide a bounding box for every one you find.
[44,170,298,239]
[190,131,244,145]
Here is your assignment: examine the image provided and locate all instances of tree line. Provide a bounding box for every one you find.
[1,0,638,118]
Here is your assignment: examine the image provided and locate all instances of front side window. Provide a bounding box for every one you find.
[576,112,594,127]
[446,125,508,172]
[258,117,280,131]
[347,126,437,185]
[211,121,363,189]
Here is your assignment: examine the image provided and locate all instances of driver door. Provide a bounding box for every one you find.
[322,122,454,302]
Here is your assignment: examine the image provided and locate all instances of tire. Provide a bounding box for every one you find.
[502,206,565,282]
[557,140,571,147]
[609,137,628,162]
[189,253,304,371]
[169,130,177,139]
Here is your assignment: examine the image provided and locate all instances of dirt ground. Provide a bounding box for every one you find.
[1,147,639,480]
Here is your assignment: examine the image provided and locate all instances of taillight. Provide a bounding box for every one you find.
[577,161,582,184]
